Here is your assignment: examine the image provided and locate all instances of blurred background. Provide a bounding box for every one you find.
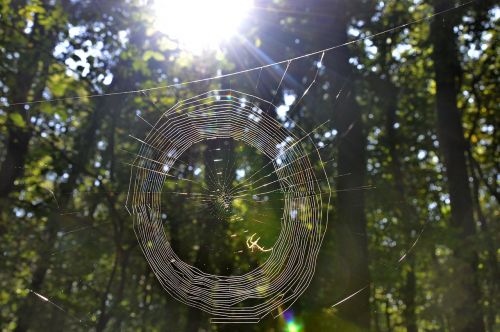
[0,0,498,331]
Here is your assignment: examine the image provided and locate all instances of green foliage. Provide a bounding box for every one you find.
[8,113,25,128]
[0,0,497,332]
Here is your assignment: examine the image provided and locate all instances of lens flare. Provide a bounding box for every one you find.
[286,322,302,332]
[282,310,303,332]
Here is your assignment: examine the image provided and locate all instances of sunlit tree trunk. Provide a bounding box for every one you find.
[430,1,485,331]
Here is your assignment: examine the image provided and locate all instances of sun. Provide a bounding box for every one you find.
[152,0,253,53]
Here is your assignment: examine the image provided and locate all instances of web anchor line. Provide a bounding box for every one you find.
[5,1,473,107]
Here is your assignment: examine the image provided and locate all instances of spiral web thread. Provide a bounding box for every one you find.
[126,89,330,323]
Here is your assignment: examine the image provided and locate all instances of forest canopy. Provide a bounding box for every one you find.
[0,0,498,331]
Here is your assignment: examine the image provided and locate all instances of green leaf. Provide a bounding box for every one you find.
[143,50,165,62]
[9,113,26,128]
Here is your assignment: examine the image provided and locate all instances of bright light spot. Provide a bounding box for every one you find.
[467,47,481,59]
[283,91,296,106]
[417,150,426,160]
[276,105,289,121]
[103,73,113,85]
[392,43,412,59]
[236,168,246,180]
[152,0,253,52]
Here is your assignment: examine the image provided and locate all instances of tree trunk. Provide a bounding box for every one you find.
[386,94,418,332]
[430,1,485,331]
[0,4,64,202]
[325,0,370,329]
[402,259,417,332]
[0,61,37,199]
[0,49,46,200]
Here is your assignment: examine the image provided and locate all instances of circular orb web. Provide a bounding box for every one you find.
[163,138,282,276]
[127,90,330,323]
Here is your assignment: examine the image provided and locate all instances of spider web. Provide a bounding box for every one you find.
[7,1,474,328]
[126,89,330,323]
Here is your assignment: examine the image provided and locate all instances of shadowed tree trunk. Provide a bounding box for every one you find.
[300,1,370,330]
[326,1,370,330]
[384,83,417,332]
[0,30,50,201]
[430,1,485,331]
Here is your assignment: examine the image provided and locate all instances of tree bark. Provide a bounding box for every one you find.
[430,1,485,331]
[290,0,371,330]
[324,0,370,329]
[385,89,418,332]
